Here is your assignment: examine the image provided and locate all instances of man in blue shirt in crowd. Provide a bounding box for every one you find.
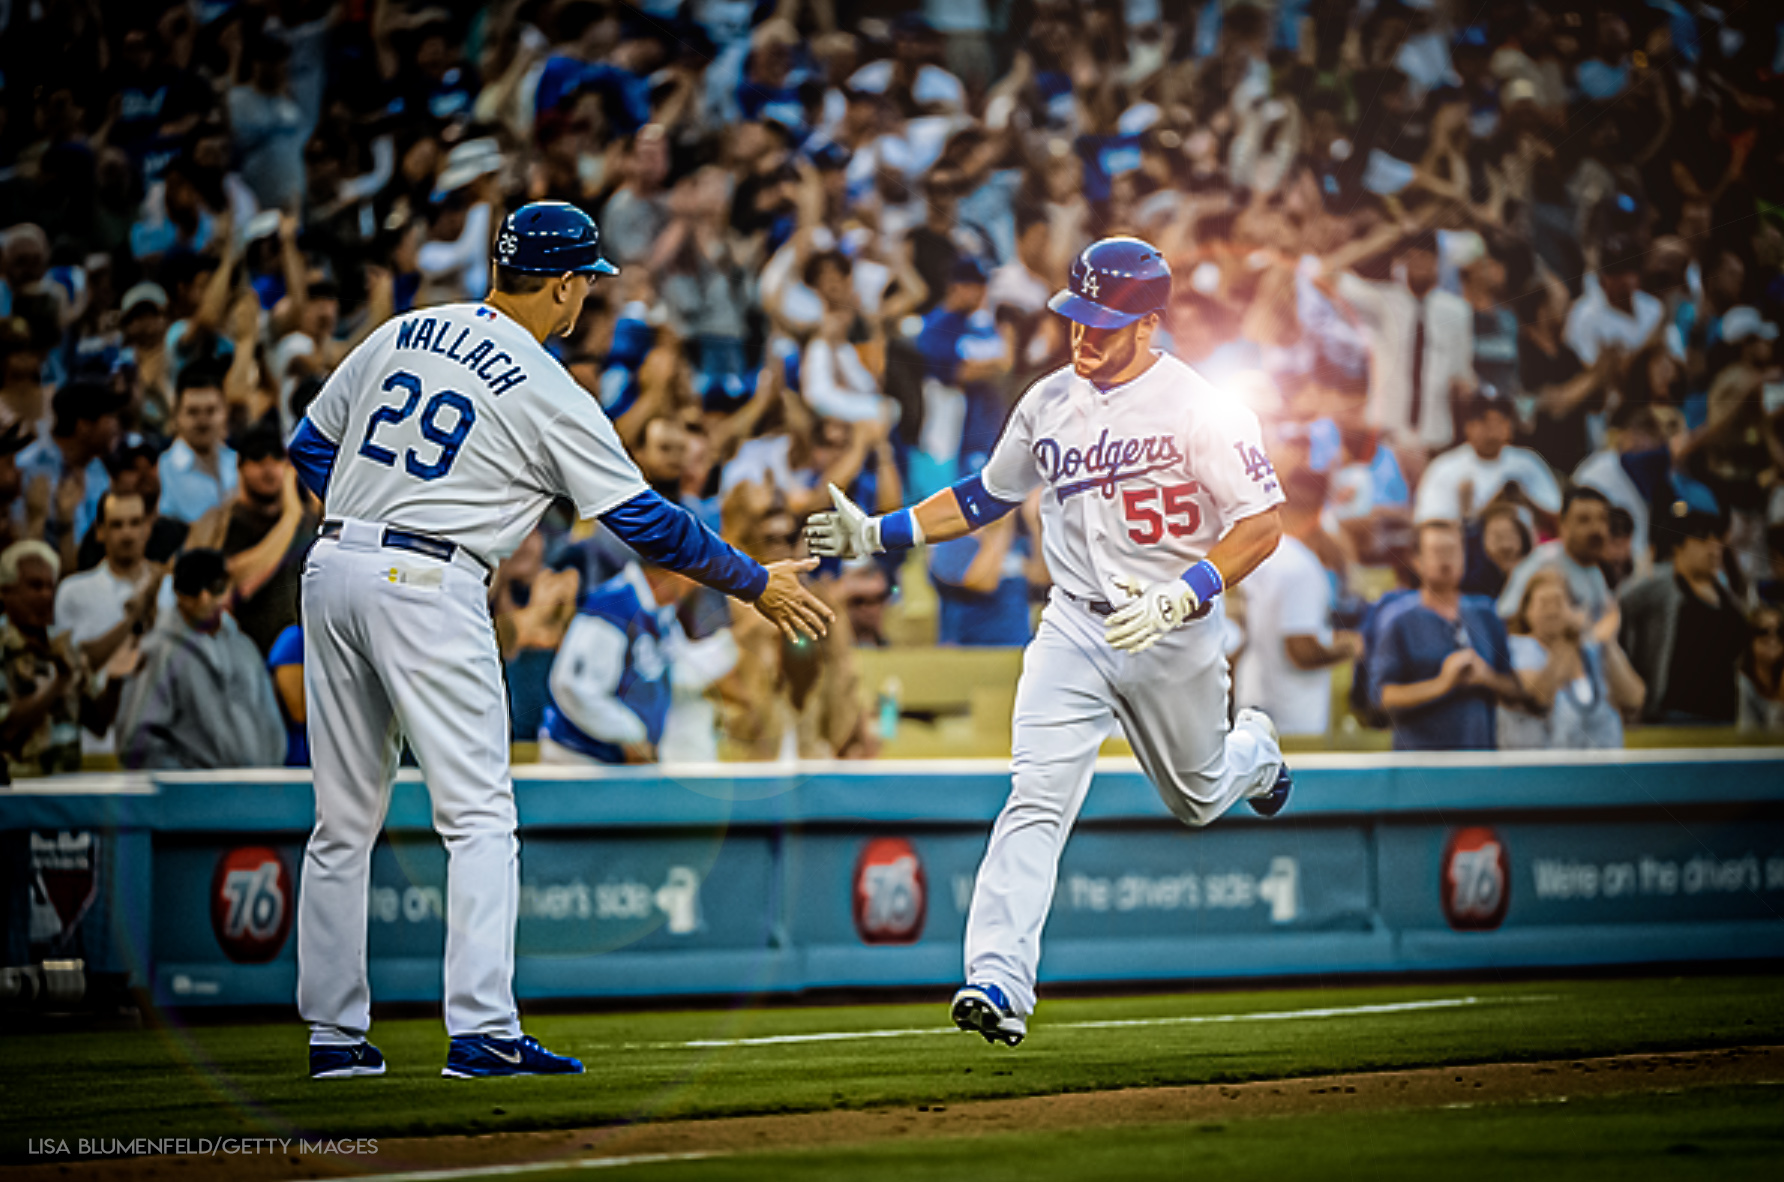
[1369,519,1525,750]
[915,256,1012,477]
[928,506,1037,647]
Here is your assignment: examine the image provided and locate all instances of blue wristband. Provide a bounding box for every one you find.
[1181,560,1224,605]
[880,508,918,551]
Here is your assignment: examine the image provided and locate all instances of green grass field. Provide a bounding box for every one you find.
[3,973,1781,1164]
[568,1085,1784,1182]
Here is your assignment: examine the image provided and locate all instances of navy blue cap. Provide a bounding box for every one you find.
[495,202,620,277]
[1048,237,1172,329]
[950,255,991,286]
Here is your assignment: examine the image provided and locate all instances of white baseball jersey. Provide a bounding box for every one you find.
[979,352,1285,602]
[307,303,647,561]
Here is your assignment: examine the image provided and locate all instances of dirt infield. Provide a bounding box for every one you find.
[13,1046,1781,1181]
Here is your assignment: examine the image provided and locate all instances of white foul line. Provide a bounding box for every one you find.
[350,1151,716,1182]
[674,994,1551,1049]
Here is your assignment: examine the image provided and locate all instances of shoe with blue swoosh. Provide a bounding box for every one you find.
[951,983,1026,1046]
[1237,708,1292,817]
[309,1041,385,1079]
[442,1034,584,1078]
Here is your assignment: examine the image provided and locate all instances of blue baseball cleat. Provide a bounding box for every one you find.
[309,1041,386,1079]
[1249,762,1293,817]
[951,982,1027,1047]
[1237,708,1292,817]
[442,1034,584,1079]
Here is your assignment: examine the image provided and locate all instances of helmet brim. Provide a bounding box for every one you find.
[1047,290,1145,329]
[577,258,621,277]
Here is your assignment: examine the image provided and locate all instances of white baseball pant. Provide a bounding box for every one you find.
[296,518,521,1045]
[964,592,1284,1016]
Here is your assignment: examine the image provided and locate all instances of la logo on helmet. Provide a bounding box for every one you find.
[1084,272,1101,297]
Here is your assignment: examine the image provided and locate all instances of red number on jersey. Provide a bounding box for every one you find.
[1123,482,1202,544]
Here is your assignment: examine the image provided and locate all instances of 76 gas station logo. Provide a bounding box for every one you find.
[1442,827,1510,931]
[210,847,293,963]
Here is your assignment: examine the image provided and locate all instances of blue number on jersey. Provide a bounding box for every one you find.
[358,370,478,482]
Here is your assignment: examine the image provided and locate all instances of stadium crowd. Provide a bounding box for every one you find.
[1,0,1783,778]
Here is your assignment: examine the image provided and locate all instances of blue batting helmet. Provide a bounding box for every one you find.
[1048,237,1171,329]
[494,202,620,277]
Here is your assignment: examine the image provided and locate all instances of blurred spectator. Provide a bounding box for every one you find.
[0,420,34,553]
[14,381,124,568]
[1618,509,1747,726]
[1324,389,1412,564]
[1236,470,1363,737]
[117,283,174,427]
[75,442,188,571]
[916,255,1012,476]
[1499,570,1644,751]
[1370,520,1522,751]
[116,549,285,770]
[1463,502,1532,600]
[158,364,237,524]
[601,126,671,268]
[1518,272,1612,475]
[492,529,581,742]
[0,540,135,780]
[1325,224,1473,452]
[220,425,315,655]
[1603,506,1637,592]
[1497,487,1614,624]
[53,490,167,693]
[1564,243,1666,369]
[267,617,307,768]
[540,562,736,765]
[1574,407,1670,573]
[228,34,309,213]
[836,559,893,648]
[801,251,893,424]
[1413,391,1560,531]
[1740,604,1784,732]
[929,492,1046,648]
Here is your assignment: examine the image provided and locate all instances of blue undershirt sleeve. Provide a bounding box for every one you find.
[950,473,1019,529]
[599,489,770,601]
[287,418,340,502]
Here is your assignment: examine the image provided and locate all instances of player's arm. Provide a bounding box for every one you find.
[803,471,1020,557]
[596,490,832,642]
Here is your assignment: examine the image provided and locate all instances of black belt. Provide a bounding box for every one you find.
[1060,588,1118,617]
[1059,587,1214,622]
[319,521,492,577]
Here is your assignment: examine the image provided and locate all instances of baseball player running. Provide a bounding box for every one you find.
[286,203,832,1080]
[807,237,1291,1047]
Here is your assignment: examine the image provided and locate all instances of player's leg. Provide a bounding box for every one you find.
[368,562,524,1042]
[1113,613,1284,828]
[296,549,402,1056]
[962,602,1117,1027]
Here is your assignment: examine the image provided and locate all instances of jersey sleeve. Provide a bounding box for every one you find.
[1188,396,1285,529]
[535,398,651,520]
[305,324,379,443]
[979,392,1041,502]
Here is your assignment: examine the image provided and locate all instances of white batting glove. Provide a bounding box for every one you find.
[803,483,882,558]
[1104,575,1199,654]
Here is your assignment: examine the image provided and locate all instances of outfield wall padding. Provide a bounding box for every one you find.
[3,751,1782,1007]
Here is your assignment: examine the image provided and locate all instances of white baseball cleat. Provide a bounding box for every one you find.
[951,982,1027,1047]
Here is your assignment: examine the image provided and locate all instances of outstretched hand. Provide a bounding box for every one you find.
[756,557,834,642]
[803,483,879,559]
